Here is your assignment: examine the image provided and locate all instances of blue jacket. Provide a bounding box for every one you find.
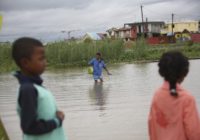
[89,58,106,76]
[14,71,66,140]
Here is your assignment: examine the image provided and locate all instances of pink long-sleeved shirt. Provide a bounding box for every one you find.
[148,81,200,140]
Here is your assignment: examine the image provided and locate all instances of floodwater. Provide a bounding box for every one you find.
[0,60,200,140]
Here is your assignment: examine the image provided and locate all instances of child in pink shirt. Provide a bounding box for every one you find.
[148,51,200,140]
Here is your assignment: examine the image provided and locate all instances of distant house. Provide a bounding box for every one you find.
[107,27,134,40]
[124,21,165,38]
[97,33,108,40]
[107,21,165,40]
[82,32,108,42]
[161,21,200,35]
[113,27,131,39]
[175,29,191,42]
[107,28,119,39]
[83,33,101,41]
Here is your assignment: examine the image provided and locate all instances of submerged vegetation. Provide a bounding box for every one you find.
[0,39,200,73]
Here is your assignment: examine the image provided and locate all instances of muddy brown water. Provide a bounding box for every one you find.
[0,60,200,140]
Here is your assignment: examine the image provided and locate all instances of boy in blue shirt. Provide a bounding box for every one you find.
[12,37,67,140]
[89,52,111,82]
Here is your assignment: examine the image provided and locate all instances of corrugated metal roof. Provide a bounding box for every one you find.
[117,27,131,31]
[125,21,165,26]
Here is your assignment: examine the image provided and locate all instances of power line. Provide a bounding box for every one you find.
[143,8,200,24]
[145,12,171,21]
[143,6,199,22]
[175,14,200,20]
[143,7,168,17]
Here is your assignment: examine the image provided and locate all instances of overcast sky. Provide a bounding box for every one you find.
[0,0,199,42]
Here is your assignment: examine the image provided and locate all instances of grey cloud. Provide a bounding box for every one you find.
[0,0,94,11]
[0,0,199,42]
[0,0,184,11]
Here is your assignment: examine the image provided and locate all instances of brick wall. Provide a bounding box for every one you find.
[191,33,200,43]
[147,37,160,44]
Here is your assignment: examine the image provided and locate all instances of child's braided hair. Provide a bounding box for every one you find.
[158,51,189,97]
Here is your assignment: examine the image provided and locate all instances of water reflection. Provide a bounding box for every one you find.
[0,60,200,140]
[89,83,108,110]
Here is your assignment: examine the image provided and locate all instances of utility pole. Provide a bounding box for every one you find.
[171,13,175,43]
[146,17,148,37]
[141,5,144,36]
[172,13,174,36]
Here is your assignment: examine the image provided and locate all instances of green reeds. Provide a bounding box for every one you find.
[0,40,200,73]
[0,43,16,73]
[45,39,124,67]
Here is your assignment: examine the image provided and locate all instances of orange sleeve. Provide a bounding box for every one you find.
[183,95,200,140]
[148,101,157,140]
[148,106,153,140]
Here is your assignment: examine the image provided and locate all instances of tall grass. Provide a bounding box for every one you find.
[133,38,148,60]
[46,39,124,67]
[120,38,148,61]
[0,40,124,72]
[0,43,16,73]
[0,40,200,73]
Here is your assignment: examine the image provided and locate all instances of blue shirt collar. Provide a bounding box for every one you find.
[13,71,43,85]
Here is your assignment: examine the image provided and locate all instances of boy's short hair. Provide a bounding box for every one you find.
[12,37,43,67]
[96,52,101,56]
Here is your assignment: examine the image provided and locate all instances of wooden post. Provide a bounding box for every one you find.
[141,5,144,37]
[172,13,174,36]
[171,13,175,43]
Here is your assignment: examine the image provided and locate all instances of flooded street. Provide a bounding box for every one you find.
[0,60,200,140]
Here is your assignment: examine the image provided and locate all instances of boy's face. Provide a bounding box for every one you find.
[21,46,46,76]
[96,54,101,60]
